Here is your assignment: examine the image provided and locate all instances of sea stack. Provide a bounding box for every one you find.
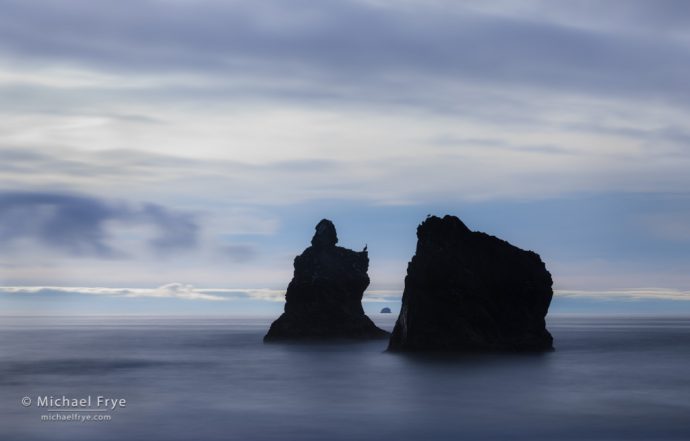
[264,219,389,341]
[388,215,553,352]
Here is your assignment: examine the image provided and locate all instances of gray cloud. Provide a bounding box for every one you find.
[502,0,690,35]
[0,0,688,111]
[218,244,257,263]
[2,143,690,208]
[0,191,198,257]
[139,203,198,252]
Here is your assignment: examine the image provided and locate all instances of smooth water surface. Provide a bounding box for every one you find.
[1,315,689,440]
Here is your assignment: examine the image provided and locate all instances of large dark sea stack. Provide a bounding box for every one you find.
[388,215,553,352]
[264,219,388,341]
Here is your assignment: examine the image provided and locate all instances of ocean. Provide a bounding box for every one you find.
[0,314,689,441]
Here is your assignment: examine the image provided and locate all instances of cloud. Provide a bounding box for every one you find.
[555,289,690,301]
[0,284,399,303]
[1,1,689,297]
[0,284,287,302]
[2,1,690,208]
[473,0,690,36]
[4,145,690,211]
[145,283,223,301]
[140,204,198,252]
[0,0,688,111]
[0,191,198,257]
[362,290,403,303]
[218,244,258,263]
[4,285,690,305]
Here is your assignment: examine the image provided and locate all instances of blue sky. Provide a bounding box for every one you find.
[1,0,690,314]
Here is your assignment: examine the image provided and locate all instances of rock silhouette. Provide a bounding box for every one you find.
[380,307,392,314]
[388,215,553,352]
[264,219,389,341]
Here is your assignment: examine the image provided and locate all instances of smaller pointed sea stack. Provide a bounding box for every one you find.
[388,215,554,352]
[264,219,389,341]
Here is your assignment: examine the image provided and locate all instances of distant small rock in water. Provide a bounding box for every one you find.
[380,307,392,314]
[388,215,554,352]
[264,219,389,341]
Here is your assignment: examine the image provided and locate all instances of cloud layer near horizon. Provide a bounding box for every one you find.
[3,284,690,316]
[4,284,690,302]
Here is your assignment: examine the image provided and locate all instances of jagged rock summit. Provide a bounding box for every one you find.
[264,219,389,341]
[388,215,554,352]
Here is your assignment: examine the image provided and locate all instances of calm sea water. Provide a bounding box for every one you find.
[0,314,689,441]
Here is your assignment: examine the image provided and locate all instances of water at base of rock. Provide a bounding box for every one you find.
[1,315,689,441]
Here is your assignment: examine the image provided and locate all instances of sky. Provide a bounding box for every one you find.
[1,0,690,315]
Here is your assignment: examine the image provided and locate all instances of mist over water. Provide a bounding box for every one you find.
[1,315,689,441]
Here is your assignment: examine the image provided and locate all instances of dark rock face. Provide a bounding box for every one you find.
[264,219,389,341]
[388,215,553,352]
[380,307,392,314]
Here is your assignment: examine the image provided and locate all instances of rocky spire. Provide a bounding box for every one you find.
[265,219,388,341]
[311,219,338,247]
